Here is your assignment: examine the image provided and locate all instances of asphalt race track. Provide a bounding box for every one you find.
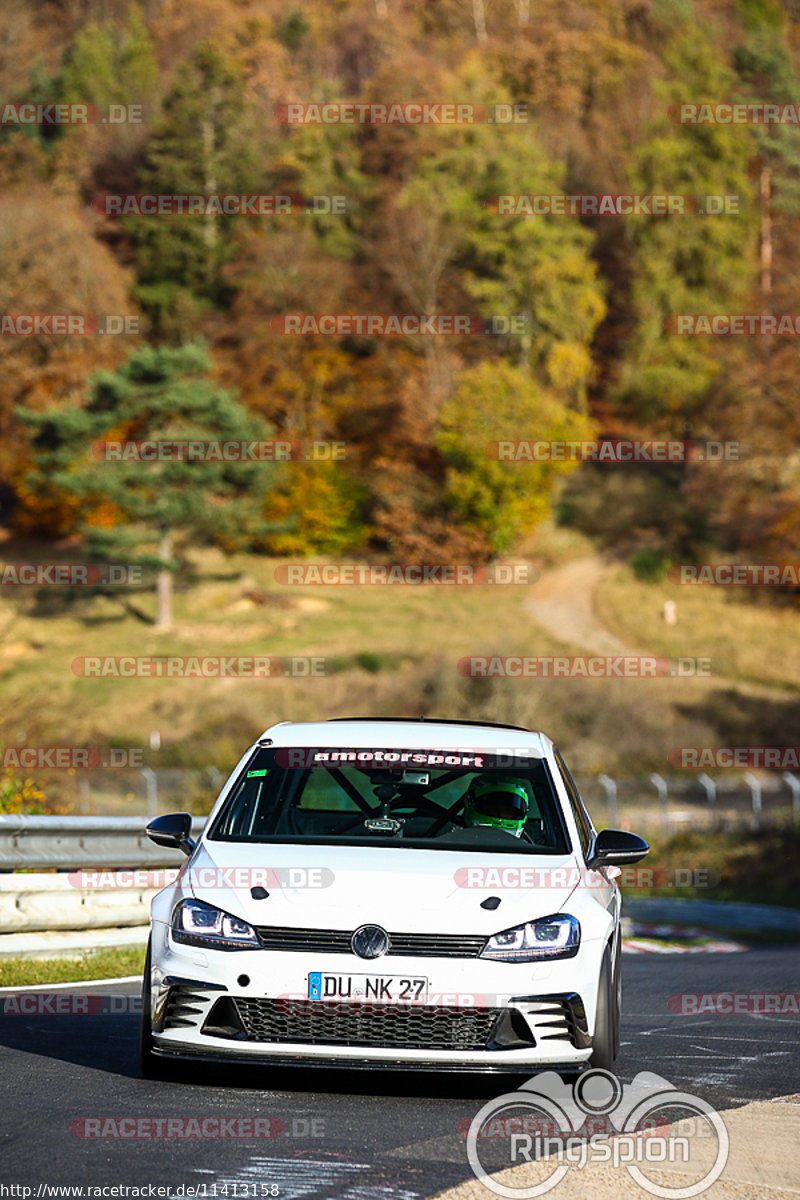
[0,947,797,1199]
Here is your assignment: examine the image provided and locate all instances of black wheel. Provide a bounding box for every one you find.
[589,945,617,1069]
[138,937,164,1079]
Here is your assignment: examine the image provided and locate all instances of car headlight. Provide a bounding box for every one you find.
[171,899,260,951]
[481,914,580,962]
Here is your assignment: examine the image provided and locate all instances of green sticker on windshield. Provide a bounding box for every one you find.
[247,769,268,777]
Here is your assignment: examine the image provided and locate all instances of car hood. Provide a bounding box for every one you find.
[187,840,582,933]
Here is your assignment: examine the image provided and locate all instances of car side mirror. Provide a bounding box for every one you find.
[146,811,195,856]
[586,828,649,869]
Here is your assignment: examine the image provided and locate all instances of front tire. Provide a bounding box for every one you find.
[612,933,622,1060]
[589,945,618,1069]
[138,937,163,1079]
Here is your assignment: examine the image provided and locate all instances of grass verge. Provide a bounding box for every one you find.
[0,944,146,987]
[595,563,800,693]
[622,827,800,911]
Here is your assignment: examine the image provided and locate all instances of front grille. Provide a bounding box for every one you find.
[254,926,487,958]
[229,997,503,1050]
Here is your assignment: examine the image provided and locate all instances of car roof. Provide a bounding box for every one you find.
[256,718,550,757]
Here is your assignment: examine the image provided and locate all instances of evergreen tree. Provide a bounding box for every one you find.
[611,26,758,429]
[17,344,286,630]
[124,42,262,337]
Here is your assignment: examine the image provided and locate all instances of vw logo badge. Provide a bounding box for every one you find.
[351,924,390,959]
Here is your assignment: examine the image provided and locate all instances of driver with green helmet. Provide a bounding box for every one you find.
[463,775,529,837]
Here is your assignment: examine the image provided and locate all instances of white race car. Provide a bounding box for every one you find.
[140,718,649,1076]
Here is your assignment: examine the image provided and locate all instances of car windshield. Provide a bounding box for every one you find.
[208,747,570,854]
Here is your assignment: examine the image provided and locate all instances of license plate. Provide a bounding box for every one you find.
[307,972,428,1002]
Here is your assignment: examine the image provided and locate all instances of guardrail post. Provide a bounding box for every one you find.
[782,772,800,830]
[597,774,618,827]
[649,773,669,836]
[140,767,158,819]
[698,773,717,831]
[744,772,762,833]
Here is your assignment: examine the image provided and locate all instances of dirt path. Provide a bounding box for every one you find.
[525,556,642,656]
[524,555,791,702]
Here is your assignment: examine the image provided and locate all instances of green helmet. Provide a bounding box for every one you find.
[464,777,529,837]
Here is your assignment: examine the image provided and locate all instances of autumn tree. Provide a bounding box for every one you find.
[0,185,135,509]
[435,360,594,552]
[378,69,606,410]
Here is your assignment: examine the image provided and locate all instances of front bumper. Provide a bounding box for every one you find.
[148,920,599,1071]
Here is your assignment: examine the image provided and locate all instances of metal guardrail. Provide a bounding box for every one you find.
[0,872,176,933]
[0,814,206,871]
[0,815,205,950]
